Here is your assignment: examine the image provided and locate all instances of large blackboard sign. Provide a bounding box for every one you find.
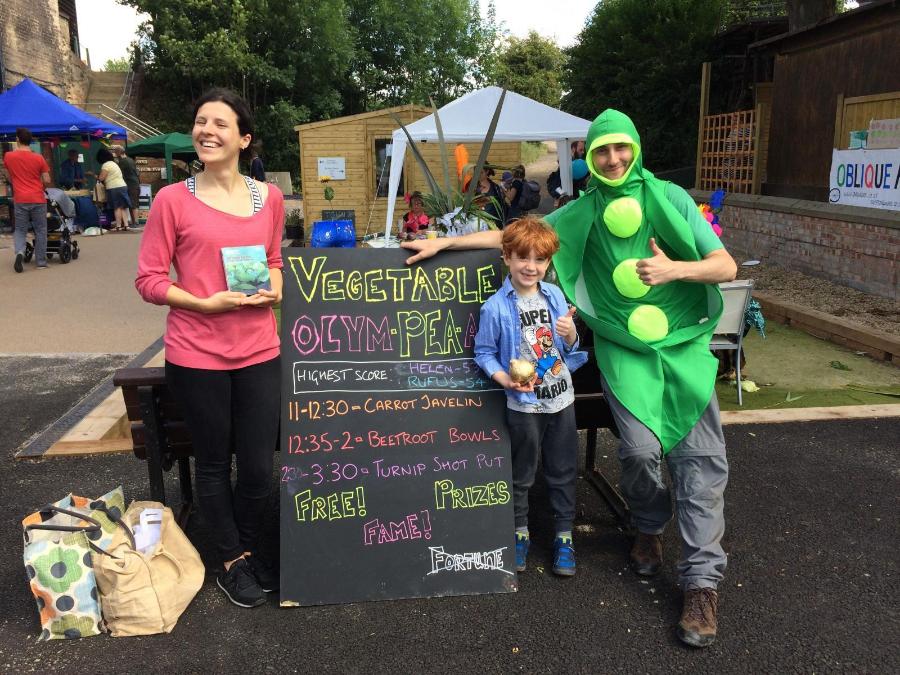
[279,248,517,606]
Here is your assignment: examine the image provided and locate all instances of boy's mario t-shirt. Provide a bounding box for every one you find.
[509,292,574,413]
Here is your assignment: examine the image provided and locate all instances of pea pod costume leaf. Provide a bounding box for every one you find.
[545,109,722,453]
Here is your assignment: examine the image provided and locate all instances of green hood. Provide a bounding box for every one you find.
[545,109,723,453]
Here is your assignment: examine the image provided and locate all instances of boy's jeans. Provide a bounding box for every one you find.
[505,404,578,533]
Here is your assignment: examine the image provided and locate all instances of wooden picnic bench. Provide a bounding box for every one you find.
[113,359,627,527]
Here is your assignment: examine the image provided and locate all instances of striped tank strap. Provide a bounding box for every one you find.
[244,175,264,214]
[185,175,263,215]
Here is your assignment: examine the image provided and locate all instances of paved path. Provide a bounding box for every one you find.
[0,231,166,354]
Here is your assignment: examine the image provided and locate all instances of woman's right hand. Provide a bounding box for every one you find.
[202,291,248,314]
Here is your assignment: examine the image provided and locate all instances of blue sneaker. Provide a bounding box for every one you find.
[553,536,576,576]
[515,533,529,572]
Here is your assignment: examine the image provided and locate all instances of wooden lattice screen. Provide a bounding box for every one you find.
[697,108,759,194]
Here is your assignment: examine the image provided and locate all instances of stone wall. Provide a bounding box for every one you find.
[690,190,899,300]
[0,0,90,104]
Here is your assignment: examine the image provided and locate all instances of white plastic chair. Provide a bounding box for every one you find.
[710,279,754,405]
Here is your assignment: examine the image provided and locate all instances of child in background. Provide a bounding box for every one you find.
[402,191,431,240]
[474,217,587,576]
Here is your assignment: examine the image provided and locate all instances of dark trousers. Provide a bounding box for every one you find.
[166,357,280,564]
[505,404,578,533]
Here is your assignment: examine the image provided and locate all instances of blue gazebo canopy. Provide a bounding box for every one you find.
[0,78,126,140]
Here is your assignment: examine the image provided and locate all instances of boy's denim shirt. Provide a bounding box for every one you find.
[474,276,588,407]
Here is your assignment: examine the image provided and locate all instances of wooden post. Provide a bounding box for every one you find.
[695,62,711,190]
[833,93,845,149]
[751,103,763,195]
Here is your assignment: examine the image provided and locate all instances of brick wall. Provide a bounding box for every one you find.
[690,191,899,300]
[0,0,90,104]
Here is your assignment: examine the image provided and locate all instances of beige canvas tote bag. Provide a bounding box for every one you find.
[93,501,204,637]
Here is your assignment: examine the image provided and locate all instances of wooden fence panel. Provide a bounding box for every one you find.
[697,109,758,194]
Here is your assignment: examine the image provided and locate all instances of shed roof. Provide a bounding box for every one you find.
[294,104,431,132]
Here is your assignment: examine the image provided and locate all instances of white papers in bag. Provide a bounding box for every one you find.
[132,507,163,555]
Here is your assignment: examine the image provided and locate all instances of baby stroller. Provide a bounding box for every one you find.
[23,188,80,264]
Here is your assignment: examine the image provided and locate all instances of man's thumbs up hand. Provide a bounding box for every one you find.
[636,237,680,286]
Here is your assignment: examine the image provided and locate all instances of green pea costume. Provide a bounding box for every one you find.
[545,109,723,453]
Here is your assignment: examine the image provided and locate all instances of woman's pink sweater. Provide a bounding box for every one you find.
[136,181,284,370]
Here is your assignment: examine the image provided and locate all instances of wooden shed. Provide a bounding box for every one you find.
[749,0,900,200]
[295,104,522,239]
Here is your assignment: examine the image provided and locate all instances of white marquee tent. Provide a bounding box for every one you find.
[383,87,591,238]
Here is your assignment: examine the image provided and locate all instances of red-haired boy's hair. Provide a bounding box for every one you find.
[501,216,559,259]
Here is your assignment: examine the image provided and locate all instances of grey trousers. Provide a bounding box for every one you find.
[601,377,728,590]
[14,202,48,266]
[505,404,578,533]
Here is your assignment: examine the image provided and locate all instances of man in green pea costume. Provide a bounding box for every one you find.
[402,109,737,648]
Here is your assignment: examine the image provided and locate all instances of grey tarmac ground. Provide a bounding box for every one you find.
[0,224,898,673]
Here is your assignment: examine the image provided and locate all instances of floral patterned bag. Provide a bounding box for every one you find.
[21,487,125,640]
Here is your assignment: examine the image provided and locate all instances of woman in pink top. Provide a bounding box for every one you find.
[136,89,283,608]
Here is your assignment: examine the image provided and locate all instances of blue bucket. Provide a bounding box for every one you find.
[311,220,356,248]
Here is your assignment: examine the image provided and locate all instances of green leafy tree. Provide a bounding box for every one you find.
[563,0,726,170]
[120,0,353,177]
[120,0,503,175]
[343,0,502,110]
[102,56,132,72]
[495,31,566,107]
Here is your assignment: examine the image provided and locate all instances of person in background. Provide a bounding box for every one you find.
[504,164,526,223]
[474,166,506,227]
[112,146,141,227]
[136,88,284,609]
[3,127,51,272]
[249,141,265,182]
[96,147,131,231]
[401,191,431,240]
[571,139,586,160]
[474,217,586,577]
[59,148,85,189]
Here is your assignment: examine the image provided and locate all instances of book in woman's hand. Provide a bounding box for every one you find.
[221,245,271,295]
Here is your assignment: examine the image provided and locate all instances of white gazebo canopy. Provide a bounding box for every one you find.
[384,86,591,237]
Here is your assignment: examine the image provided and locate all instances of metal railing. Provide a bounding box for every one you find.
[94,103,162,140]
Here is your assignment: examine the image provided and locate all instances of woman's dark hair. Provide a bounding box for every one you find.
[16,127,33,145]
[192,88,254,160]
[96,147,114,164]
[512,164,526,179]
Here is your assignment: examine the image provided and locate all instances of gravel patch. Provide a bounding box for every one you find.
[736,263,900,337]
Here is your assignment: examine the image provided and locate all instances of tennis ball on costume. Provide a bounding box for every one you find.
[627,305,669,342]
[603,197,642,238]
[508,359,536,385]
[612,258,649,299]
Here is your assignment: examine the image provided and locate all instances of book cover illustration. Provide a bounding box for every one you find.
[221,245,271,295]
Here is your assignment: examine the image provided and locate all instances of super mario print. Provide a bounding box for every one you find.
[528,325,563,385]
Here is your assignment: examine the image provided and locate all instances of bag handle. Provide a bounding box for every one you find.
[24,505,103,543]
[89,503,137,557]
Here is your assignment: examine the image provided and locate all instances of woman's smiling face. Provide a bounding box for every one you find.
[192,101,251,166]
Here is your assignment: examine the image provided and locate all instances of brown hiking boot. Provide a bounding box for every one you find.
[677,587,719,648]
[629,532,662,576]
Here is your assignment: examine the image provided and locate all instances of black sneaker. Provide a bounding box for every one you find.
[246,554,279,593]
[14,253,23,273]
[216,558,266,608]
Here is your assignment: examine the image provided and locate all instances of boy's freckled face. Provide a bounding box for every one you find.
[503,248,550,295]
[592,143,634,181]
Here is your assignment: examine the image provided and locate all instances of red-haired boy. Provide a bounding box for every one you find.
[474,217,587,575]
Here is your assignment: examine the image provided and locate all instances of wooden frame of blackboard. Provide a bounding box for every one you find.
[279,248,516,606]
